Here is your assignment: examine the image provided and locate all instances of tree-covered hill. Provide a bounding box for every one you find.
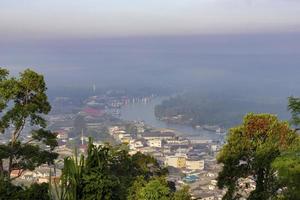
[155,93,288,128]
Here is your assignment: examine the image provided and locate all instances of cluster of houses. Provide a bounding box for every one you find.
[6,92,258,199]
[83,94,154,117]
[11,165,61,185]
[8,115,255,199]
[108,123,229,200]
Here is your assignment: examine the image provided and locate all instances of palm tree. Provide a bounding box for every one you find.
[50,148,85,200]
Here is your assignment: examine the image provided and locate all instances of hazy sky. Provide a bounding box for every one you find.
[1,0,300,38]
[2,34,300,94]
[1,0,300,100]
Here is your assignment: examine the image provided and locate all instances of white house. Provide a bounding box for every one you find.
[147,139,162,148]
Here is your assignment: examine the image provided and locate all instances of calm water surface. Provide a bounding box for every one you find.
[120,97,223,141]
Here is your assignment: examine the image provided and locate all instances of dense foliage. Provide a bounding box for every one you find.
[0,178,50,200]
[54,139,189,200]
[173,186,192,200]
[272,138,300,200]
[288,96,300,129]
[217,113,299,200]
[270,96,300,200]
[0,68,58,198]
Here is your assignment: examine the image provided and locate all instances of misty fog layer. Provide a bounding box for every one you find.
[1,33,300,99]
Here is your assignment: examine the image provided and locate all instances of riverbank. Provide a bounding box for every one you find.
[119,97,225,141]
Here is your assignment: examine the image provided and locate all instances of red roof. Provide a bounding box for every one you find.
[82,107,104,117]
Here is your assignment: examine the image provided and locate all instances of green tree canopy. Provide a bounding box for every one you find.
[0,177,50,200]
[288,96,300,129]
[173,185,191,200]
[137,178,171,200]
[272,137,300,200]
[268,96,300,200]
[0,68,58,180]
[217,113,298,200]
[57,139,169,200]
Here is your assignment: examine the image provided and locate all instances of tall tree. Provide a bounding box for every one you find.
[269,97,300,200]
[52,149,85,200]
[272,137,300,200]
[0,68,58,180]
[217,113,297,200]
[288,96,300,129]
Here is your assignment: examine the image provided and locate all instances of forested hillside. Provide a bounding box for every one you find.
[155,94,288,128]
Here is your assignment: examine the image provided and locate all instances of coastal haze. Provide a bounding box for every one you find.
[2,0,300,98]
[1,0,300,138]
[2,34,300,94]
[2,34,300,121]
[1,1,300,199]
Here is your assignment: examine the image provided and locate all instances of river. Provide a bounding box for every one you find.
[120,97,224,141]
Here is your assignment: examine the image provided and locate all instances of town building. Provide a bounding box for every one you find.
[186,159,205,170]
[165,155,187,168]
[147,139,162,148]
